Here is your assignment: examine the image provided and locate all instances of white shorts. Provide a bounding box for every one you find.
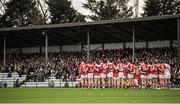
[118,72,125,79]
[113,77,118,80]
[127,74,133,79]
[152,74,158,79]
[148,74,153,79]
[94,75,100,78]
[134,79,138,84]
[140,74,147,79]
[88,73,94,78]
[159,74,165,79]
[107,72,113,78]
[100,73,106,78]
[81,74,87,78]
[164,74,171,79]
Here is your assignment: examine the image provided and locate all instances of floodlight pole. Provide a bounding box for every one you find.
[87,28,90,62]
[177,18,180,66]
[3,33,6,69]
[132,23,135,63]
[44,32,48,70]
[135,0,139,18]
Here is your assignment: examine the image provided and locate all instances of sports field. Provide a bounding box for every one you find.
[0,88,180,103]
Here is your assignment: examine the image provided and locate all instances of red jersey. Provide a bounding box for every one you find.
[140,63,146,70]
[134,67,140,79]
[87,64,94,73]
[147,64,154,74]
[140,63,147,74]
[107,62,114,72]
[113,71,118,78]
[94,64,101,75]
[79,63,88,75]
[126,63,134,73]
[100,63,107,74]
[116,63,124,72]
[158,64,165,75]
[153,64,158,75]
[117,63,126,76]
[126,63,134,69]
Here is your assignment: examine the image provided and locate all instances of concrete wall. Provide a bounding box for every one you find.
[62,45,81,52]
[7,48,19,54]
[104,43,123,49]
[148,40,170,48]
[173,40,177,47]
[22,47,39,53]
[6,40,176,54]
[42,46,60,53]
[83,44,102,50]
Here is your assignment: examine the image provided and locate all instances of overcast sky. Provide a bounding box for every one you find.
[0,0,145,17]
[71,0,145,16]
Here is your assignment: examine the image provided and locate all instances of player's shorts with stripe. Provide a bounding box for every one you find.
[159,74,165,78]
[113,77,118,80]
[88,73,94,78]
[107,72,113,78]
[152,74,158,79]
[94,74,100,78]
[164,73,171,79]
[118,72,125,79]
[100,73,106,78]
[81,74,87,78]
[127,74,133,79]
[147,74,153,79]
[140,74,147,79]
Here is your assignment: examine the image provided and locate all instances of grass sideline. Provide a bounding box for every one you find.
[0,88,180,103]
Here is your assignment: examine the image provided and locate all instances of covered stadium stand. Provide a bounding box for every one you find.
[0,15,180,87]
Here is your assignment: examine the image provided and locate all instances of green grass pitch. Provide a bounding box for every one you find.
[0,88,180,103]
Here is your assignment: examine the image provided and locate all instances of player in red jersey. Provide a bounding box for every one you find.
[133,63,141,88]
[107,60,114,88]
[94,61,101,89]
[113,62,119,88]
[126,61,134,88]
[152,62,158,89]
[147,62,154,88]
[116,60,125,88]
[158,62,165,88]
[164,62,171,88]
[87,62,94,88]
[100,60,107,89]
[140,61,147,89]
[79,61,88,88]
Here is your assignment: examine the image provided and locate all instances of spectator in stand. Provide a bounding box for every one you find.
[0,47,179,89]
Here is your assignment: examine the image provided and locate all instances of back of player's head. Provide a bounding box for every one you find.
[81,61,85,64]
[96,61,100,64]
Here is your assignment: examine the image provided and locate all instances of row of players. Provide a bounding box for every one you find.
[79,60,171,89]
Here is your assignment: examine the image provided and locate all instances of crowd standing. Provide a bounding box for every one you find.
[0,47,180,89]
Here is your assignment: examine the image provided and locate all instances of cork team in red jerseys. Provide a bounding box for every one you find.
[79,60,171,89]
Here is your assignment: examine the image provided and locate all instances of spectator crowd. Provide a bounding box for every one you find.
[0,47,179,88]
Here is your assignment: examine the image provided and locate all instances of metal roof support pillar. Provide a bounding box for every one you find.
[3,33,6,69]
[81,44,84,52]
[87,28,90,62]
[60,45,62,52]
[44,32,48,71]
[177,18,180,66]
[20,48,22,54]
[39,46,42,53]
[146,40,148,50]
[102,43,104,51]
[170,40,173,50]
[132,23,135,63]
[123,42,126,49]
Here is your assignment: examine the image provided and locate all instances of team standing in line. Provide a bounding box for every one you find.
[79,59,171,89]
